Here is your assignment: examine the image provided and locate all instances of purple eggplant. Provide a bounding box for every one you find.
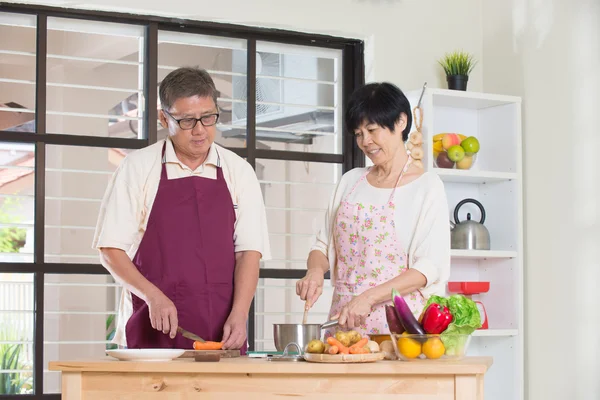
[385,304,405,334]
[392,288,426,335]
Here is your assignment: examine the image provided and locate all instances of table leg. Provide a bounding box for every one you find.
[455,374,484,400]
[62,372,82,400]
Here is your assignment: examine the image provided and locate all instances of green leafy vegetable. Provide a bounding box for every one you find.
[424,294,482,355]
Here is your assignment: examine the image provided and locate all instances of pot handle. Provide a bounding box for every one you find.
[454,198,486,224]
[320,319,339,329]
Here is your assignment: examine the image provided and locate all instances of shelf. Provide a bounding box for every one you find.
[428,88,521,110]
[451,250,518,259]
[472,329,518,337]
[434,168,518,184]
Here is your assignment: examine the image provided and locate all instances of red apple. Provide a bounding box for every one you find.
[442,133,461,150]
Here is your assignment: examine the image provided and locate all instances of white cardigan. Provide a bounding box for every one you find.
[311,168,451,300]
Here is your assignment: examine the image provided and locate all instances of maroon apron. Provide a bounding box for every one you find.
[125,141,247,354]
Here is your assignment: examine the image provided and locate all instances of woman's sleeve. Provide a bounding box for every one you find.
[409,176,451,288]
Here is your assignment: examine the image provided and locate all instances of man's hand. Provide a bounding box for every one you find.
[146,289,178,339]
[222,310,248,350]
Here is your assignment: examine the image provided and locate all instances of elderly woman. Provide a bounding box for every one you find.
[296,82,450,337]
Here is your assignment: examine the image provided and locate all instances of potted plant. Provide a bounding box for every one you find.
[438,50,477,91]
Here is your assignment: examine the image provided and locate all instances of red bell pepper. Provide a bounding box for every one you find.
[421,303,453,334]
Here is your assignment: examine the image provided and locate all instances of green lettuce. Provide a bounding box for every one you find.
[424,294,482,355]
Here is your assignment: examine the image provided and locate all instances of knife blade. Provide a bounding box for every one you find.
[177,326,205,343]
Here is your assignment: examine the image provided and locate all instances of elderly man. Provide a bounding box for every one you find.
[93,67,270,354]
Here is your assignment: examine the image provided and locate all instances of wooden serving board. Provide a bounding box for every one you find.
[180,349,241,358]
[303,351,385,363]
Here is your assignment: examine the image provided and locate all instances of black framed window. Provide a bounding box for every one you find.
[0,3,364,398]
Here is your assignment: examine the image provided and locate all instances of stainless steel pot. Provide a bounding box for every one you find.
[273,320,338,352]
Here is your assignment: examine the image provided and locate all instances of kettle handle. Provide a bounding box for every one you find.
[454,198,486,225]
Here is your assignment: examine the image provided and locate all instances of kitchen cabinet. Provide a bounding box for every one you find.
[404,87,523,400]
[49,356,493,399]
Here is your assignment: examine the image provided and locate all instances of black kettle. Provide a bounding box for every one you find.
[449,198,491,250]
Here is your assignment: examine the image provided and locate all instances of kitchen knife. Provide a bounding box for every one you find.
[177,326,205,343]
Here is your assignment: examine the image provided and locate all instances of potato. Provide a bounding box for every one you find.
[335,331,351,347]
[306,339,325,354]
[347,330,362,345]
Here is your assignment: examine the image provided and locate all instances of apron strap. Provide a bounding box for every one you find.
[388,153,412,202]
[343,168,370,201]
[160,140,168,180]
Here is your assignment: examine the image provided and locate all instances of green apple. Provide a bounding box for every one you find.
[447,145,465,162]
[460,136,480,155]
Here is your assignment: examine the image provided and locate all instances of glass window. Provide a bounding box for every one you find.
[43,274,120,393]
[0,9,362,397]
[254,42,343,155]
[157,31,247,148]
[0,12,37,134]
[258,158,341,269]
[46,17,145,138]
[45,145,127,263]
[0,272,34,395]
[0,142,34,263]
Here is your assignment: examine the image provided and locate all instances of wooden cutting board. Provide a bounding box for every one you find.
[180,349,241,358]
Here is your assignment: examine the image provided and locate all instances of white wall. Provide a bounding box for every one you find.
[482,0,600,399]
[3,0,484,91]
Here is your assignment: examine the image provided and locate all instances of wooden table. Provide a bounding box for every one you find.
[49,356,493,399]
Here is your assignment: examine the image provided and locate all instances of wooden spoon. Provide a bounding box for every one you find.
[302,302,309,324]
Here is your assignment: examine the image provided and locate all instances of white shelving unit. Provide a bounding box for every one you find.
[406,87,524,400]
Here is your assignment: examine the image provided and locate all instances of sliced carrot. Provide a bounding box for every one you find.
[193,341,223,350]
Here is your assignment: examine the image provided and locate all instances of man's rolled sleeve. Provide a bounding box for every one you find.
[92,159,143,254]
[232,162,271,260]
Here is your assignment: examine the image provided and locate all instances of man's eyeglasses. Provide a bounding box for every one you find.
[162,109,219,130]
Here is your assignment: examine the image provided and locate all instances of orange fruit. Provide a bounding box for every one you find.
[397,335,422,359]
[422,337,445,359]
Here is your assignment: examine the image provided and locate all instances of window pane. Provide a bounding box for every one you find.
[258,159,341,269]
[0,12,36,133]
[254,42,343,154]
[0,142,34,263]
[254,278,333,352]
[0,273,34,395]
[44,274,120,393]
[46,17,145,138]
[44,145,126,263]
[157,31,247,148]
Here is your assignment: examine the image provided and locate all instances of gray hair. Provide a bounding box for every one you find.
[159,67,219,110]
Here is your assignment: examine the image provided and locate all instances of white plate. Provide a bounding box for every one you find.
[106,348,186,361]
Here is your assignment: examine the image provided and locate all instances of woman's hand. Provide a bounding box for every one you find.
[334,294,375,330]
[296,269,325,308]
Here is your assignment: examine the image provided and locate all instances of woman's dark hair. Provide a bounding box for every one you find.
[345,82,412,141]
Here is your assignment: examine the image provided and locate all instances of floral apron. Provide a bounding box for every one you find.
[326,156,426,337]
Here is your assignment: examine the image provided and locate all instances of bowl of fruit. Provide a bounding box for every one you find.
[383,290,482,361]
[390,332,472,361]
[433,133,480,170]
